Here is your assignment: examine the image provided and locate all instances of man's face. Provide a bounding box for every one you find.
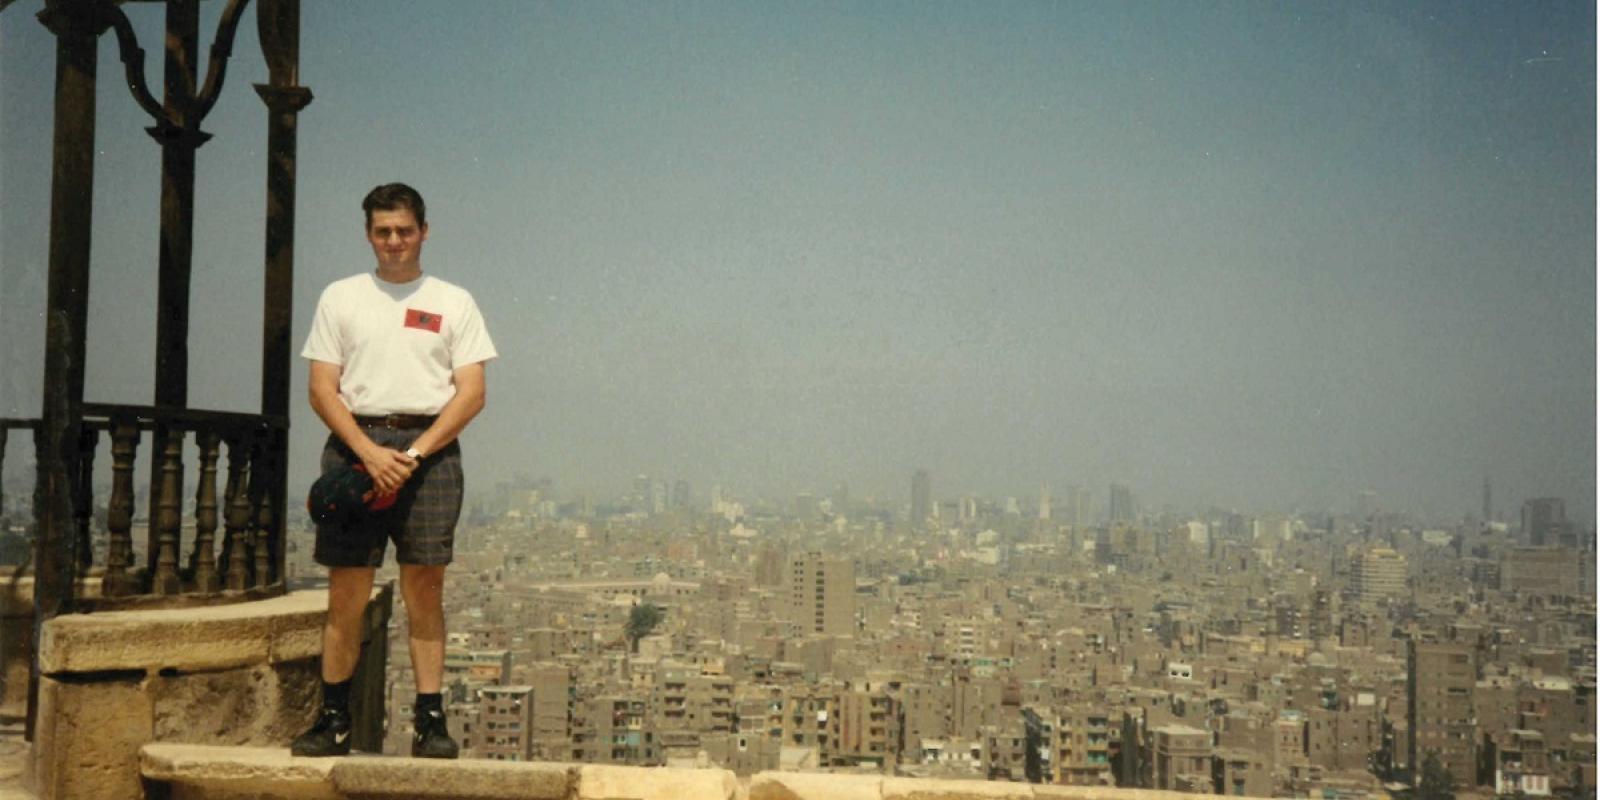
[366,207,428,269]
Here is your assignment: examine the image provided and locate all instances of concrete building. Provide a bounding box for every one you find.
[785,552,855,637]
[912,470,933,527]
[478,685,535,761]
[1501,547,1582,599]
[1151,724,1212,792]
[573,694,658,765]
[981,723,1029,781]
[832,682,901,769]
[654,663,735,735]
[523,662,573,760]
[1050,705,1115,786]
[1352,547,1406,607]
[1214,748,1273,797]
[1109,484,1135,524]
[780,684,837,763]
[901,680,951,754]
[1522,498,1567,546]
[1489,729,1553,796]
[1408,639,1476,789]
[445,647,513,688]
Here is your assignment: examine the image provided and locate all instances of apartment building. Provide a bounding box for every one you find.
[1152,723,1212,792]
[832,682,901,769]
[1352,547,1407,608]
[786,552,855,637]
[1050,704,1115,786]
[523,662,572,760]
[1408,639,1477,788]
[1489,729,1552,797]
[572,694,658,765]
[478,685,534,761]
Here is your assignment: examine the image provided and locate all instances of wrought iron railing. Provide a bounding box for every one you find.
[2,404,287,605]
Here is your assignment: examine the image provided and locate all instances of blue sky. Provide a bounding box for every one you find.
[2,1,1594,521]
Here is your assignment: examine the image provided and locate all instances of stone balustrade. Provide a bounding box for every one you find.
[139,743,1235,800]
[0,403,289,605]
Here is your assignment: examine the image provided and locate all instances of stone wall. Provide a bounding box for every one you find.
[0,574,32,721]
[28,587,391,800]
[141,743,1267,800]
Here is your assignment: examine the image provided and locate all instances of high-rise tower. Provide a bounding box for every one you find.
[1521,498,1566,546]
[911,470,932,526]
[1109,483,1134,523]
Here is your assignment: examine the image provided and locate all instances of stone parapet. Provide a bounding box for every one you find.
[29,588,391,800]
[37,590,323,674]
[139,744,1261,800]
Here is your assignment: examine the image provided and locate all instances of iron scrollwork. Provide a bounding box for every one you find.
[102,0,253,141]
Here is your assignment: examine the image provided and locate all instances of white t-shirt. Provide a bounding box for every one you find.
[300,272,497,415]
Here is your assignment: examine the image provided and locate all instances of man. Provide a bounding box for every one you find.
[291,183,496,758]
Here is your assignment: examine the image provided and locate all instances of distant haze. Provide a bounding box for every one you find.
[2,1,1593,521]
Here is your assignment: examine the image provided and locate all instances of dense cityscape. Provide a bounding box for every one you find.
[265,472,1597,798]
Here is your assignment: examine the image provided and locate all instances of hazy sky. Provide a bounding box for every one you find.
[2,1,1594,521]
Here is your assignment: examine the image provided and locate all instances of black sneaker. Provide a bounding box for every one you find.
[290,708,352,757]
[412,708,459,759]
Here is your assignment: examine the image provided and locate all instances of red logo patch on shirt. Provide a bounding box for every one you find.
[404,308,443,333]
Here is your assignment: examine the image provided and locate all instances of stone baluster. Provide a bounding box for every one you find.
[103,422,140,597]
[222,432,253,591]
[73,426,98,576]
[191,430,221,593]
[248,430,274,587]
[150,426,184,595]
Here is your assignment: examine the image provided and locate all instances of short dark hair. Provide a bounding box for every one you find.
[362,183,426,228]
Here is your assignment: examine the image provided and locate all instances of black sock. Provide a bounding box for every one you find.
[322,679,353,715]
[415,692,443,716]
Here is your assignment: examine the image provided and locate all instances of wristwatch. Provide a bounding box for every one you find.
[405,447,424,461]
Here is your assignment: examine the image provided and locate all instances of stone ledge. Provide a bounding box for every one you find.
[138,745,1279,800]
[334,757,572,798]
[143,745,732,800]
[140,743,338,799]
[578,762,740,799]
[881,776,1035,799]
[38,589,368,675]
[1030,787,1212,800]
[748,770,882,800]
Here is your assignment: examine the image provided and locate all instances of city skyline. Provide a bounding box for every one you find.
[2,2,1594,521]
[482,468,1572,535]
[330,463,1596,786]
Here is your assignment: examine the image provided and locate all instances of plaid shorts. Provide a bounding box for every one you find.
[313,425,463,567]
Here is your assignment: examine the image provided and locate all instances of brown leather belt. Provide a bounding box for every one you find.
[354,413,437,429]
